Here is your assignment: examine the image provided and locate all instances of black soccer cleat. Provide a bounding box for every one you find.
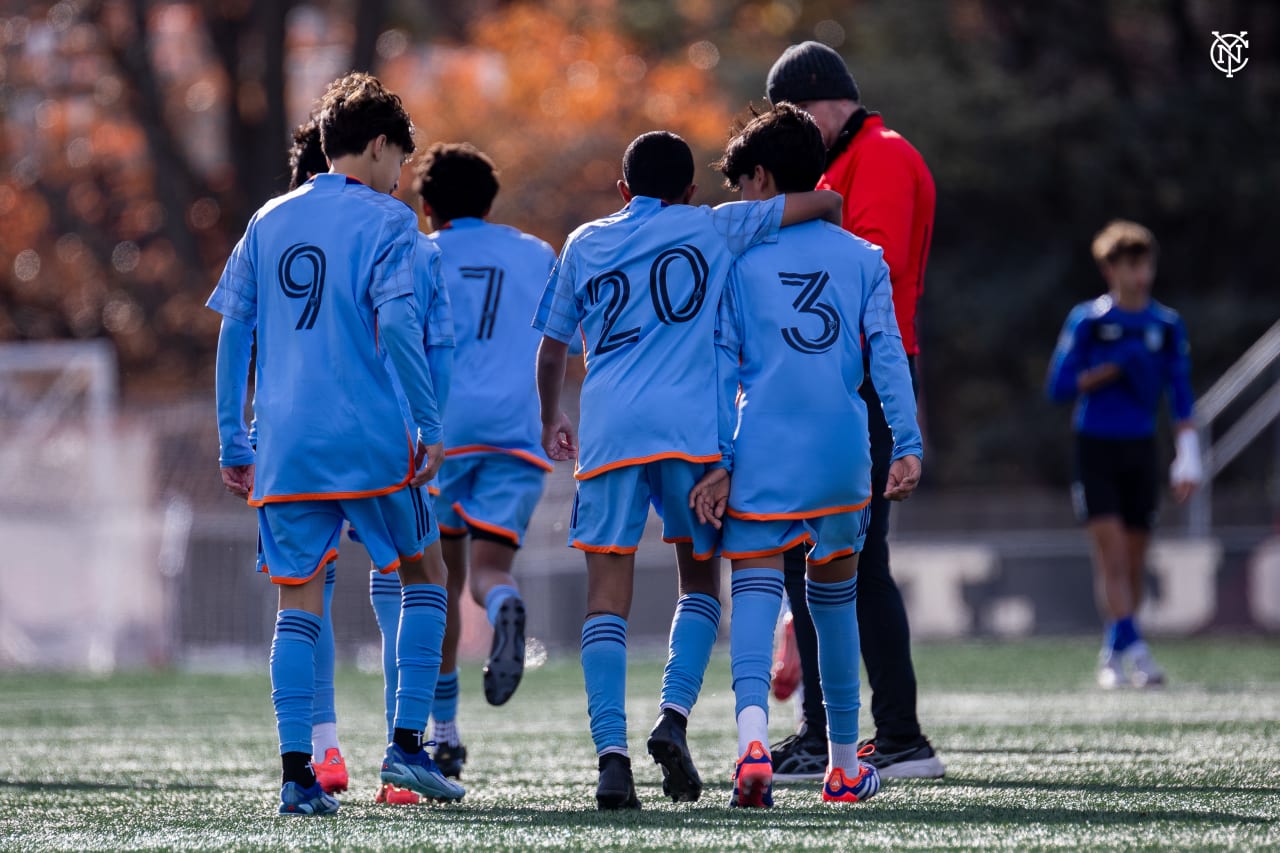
[483,597,526,706]
[770,726,828,781]
[433,741,467,780]
[596,753,641,810]
[857,736,945,779]
[646,709,703,803]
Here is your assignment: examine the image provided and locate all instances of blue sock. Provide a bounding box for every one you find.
[1107,616,1140,653]
[484,584,520,626]
[434,670,460,723]
[369,570,402,742]
[312,563,338,727]
[581,614,628,755]
[270,609,322,756]
[660,592,721,716]
[392,583,448,733]
[729,569,784,717]
[807,576,860,747]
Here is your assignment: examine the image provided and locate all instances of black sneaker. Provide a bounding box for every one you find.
[858,736,945,779]
[646,709,702,803]
[433,741,467,779]
[483,596,526,706]
[596,753,641,810]
[771,727,827,781]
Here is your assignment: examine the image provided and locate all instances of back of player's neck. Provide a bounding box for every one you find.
[1109,290,1149,312]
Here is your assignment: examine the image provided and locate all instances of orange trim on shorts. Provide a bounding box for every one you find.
[725,495,872,522]
[375,548,425,576]
[264,548,340,586]
[438,522,468,536]
[453,503,521,546]
[663,536,716,561]
[571,540,639,555]
[575,452,722,481]
[428,485,441,496]
[446,445,554,472]
[721,531,812,562]
[808,547,856,567]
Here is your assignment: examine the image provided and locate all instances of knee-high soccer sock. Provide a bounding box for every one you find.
[484,584,521,625]
[432,670,460,746]
[369,570,402,742]
[660,592,721,718]
[392,584,448,754]
[730,569,784,755]
[311,563,340,756]
[1105,615,1140,654]
[581,614,628,756]
[807,576,861,769]
[271,609,321,786]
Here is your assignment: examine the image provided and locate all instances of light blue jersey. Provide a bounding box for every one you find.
[384,232,454,429]
[208,173,433,503]
[533,195,784,480]
[718,219,922,519]
[428,218,556,470]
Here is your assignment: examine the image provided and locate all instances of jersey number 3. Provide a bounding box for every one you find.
[780,270,839,354]
[585,244,709,356]
[278,244,327,330]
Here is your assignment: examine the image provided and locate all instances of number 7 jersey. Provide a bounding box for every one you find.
[533,195,784,480]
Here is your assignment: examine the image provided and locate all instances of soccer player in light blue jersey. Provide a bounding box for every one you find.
[209,73,462,815]
[534,129,842,808]
[692,104,923,808]
[1046,220,1200,689]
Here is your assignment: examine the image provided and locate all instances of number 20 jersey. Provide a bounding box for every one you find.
[533,195,784,480]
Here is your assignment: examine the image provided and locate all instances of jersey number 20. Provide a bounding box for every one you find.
[586,244,709,355]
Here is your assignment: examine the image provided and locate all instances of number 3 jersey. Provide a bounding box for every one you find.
[533,195,785,480]
[207,174,424,503]
[427,218,557,469]
[718,219,923,519]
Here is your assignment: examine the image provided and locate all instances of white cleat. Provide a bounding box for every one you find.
[1123,642,1166,688]
[1097,653,1128,689]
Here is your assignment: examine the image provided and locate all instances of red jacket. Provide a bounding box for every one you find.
[818,113,935,355]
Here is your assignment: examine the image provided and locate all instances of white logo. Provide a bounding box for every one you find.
[1211,31,1248,77]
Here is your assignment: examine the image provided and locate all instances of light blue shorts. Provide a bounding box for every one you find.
[721,504,871,566]
[257,484,438,584]
[434,452,547,548]
[570,459,719,559]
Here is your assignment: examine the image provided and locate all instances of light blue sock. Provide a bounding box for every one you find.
[581,614,628,755]
[369,570,402,742]
[807,576,860,746]
[729,569,784,717]
[434,670,460,723]
[312,563,338,727]
[270,609,321,755]
[484,584,521,626]
[660,592,721,716]
[392,583,448,733]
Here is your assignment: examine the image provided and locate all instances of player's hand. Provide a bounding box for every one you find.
[689,468,730,529]
[412,440,445,486]
[542,412,578,462]
[884,455,921,501]
[1171,479,1198,504]
[221,464,254,500]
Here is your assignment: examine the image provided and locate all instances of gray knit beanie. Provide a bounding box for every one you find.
[766,41,859,105]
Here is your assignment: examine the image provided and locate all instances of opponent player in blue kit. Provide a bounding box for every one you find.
[693,103,922,808]
[534,129,842,809]
[210,73,462,815]
[1047,220,1200,689]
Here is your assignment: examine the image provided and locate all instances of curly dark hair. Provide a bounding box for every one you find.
[316,72,415,161]
[713,103,825,193]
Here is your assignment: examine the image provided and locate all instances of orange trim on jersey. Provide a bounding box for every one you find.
[576,452,722,481]
[428,485,441,496]
[721,531,812,562]
[808,547,856,567]
[453,503,520,546]
[446,445,554,472]
[725,495,872,522]
[249,435,418,506]
[264,548,340,586]
[571,541,639,555]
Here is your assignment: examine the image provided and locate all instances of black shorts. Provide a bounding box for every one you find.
[1072,434,1159,530]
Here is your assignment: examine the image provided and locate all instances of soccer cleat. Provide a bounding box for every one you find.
[770,726,827,781]
[278,780,340,816]
[380,742,465,802]
[771,611,802,701]
[857,736,945,779]
[312,747,349,794]
[729,741,773,808]
[433,741,468,779]
[1097,652,1128,689]
[646,710,702,803]
[822,760,881,803]
[484,597,526,706]
[1123,642,1166,688]
[374,782,421,805]
[596,753,641,810]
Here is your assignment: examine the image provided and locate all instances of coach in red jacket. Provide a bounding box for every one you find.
[764,41,944,782]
